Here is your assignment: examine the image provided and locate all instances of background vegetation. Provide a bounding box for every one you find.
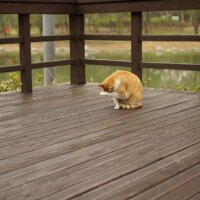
[0,11,200,37]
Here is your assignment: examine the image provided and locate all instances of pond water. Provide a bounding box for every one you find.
[0,50,200,91]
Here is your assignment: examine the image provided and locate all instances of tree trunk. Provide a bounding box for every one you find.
[144,12,150,35]
[194,24,199,34]
[180,11,184,24]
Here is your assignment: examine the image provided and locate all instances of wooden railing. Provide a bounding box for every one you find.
[0,0,200,93]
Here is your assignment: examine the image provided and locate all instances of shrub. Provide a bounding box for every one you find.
[0,72,21,92]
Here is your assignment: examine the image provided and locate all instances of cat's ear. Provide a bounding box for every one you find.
[98,83,104,88]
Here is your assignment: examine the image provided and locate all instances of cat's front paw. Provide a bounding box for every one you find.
[100,91,108,96]
[114,105,120,110]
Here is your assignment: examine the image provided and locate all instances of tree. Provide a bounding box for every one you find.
[191,11,200,34]
[30,15,42,35]
[55,15,69,34]
[143,12,151,35]
[0,14,17,37]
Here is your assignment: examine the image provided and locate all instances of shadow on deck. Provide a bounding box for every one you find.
[0,83,200,200]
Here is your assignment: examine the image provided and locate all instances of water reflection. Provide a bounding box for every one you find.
[84,49,200,90]
[85,65,200,90]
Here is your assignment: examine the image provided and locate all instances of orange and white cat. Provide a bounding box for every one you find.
[99,70,143,110]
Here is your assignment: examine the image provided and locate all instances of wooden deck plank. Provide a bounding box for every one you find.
[0,114,199,189]
[20,144,200,200]
[187,192,200,200]
[0,89,195,135]
[71,153,200,200]
[1,123,200,198]
[0,103,199,174]
[155,175,200,200]
[0,87,182,127]
[0,114,199,188]
[1,93,199,144]
[0,110,199,175]
[0,84,199,200]
[0,84,196,118]
[130,164,200,200]
[0,105,200,160]
[0,90,198,140]
[1,110,199,160]
[0,141,199,199]
[0,125,199,198]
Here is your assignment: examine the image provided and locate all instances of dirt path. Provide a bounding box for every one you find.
[1,41,200,53]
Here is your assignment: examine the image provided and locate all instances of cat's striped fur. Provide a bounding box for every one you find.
[99,70,143,110]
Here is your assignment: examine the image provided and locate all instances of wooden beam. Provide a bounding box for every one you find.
[78,0,127,3]
[19,14,32,94]
[1,0,200,14]
[0,0,76,3]
[69,14,85,85]
[131,12,142,80]
[78,0,200,13]
[0,37,22,44]
[81,35,131,41]
[0,65,23,73]
[141,62,200,71]
[83,59,131,67]
[142,35,200,42]
[0,3,76,14]
[31,60,74,69]
[31,35,74,42]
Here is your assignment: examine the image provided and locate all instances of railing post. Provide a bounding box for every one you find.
[69,14,85,85]
[131,12,142,80]
[18,14,32,93]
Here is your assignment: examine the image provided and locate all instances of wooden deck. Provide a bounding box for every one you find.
[0,83,200,200]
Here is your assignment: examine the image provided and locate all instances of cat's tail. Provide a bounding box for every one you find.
[120,103,142,110]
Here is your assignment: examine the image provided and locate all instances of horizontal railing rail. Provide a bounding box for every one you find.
[82,59,131,67]
[82,59,200,72]
[31,35,75,42]
[82,34,200,72]
[81,35,131,41]
[142,35,200,42]
[82,34,200,42]
[0,37,22,44]
[0,0,200,93]
[78,0,200,13]
[141,63,200,71]
[31,60,74,69]
[0,65,23,73]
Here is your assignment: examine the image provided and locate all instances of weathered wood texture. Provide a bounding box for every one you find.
[131,12,142,79]
[78,0,200,13]
[0,84,200,200]
[0,2,76,14]
[18,14,32,94]
[69,14,85,84]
